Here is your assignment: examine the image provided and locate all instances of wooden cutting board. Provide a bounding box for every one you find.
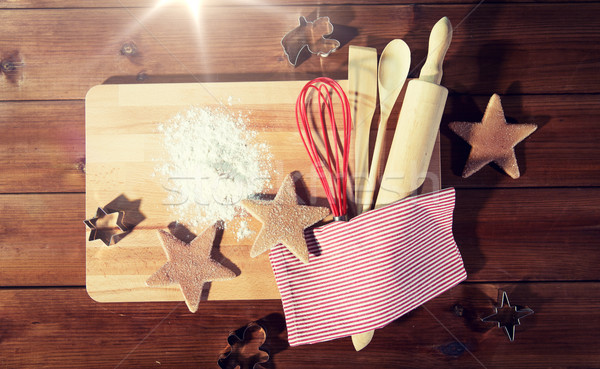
[85,81,441,303]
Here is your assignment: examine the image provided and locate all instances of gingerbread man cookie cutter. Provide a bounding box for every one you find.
[281,16,340,66]
[218,321,270,369]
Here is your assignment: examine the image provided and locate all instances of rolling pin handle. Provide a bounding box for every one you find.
[419,16,452,85]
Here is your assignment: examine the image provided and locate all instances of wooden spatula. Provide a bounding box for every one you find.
[348,46,377,214]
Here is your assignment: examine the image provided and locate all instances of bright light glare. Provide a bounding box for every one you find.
[184,0,202,23]
[154,0,203,24]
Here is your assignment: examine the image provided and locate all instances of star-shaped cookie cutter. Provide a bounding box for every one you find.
[84,207,128,246]
[218,321,270,369]
[482,290,534,341]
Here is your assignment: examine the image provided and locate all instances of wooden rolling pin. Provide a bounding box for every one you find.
[375,17,452,208]
[353,16,453,352]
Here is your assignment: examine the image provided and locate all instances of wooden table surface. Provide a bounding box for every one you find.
[1,1,599,368]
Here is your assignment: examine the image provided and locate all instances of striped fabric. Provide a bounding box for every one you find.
[269,187,466,346]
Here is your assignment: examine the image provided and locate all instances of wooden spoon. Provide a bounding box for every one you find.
[357,39,411,214]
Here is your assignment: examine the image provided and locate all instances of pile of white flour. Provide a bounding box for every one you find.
[155,106,272,235]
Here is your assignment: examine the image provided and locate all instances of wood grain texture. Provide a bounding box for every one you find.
[0,101,85,193]
[455,188,600,281]
[0,4,598,100]
[2,187,597,287]
[0,0,594,8]
[0,1,599,366]
[441,94,600,188]
[1,282,598,368]
[0,194,85,287]
[2,94,597,194]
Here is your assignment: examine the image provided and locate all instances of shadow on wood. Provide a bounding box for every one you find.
[103,194,146,244]
[102,71,351,85]
[256,313,289,369]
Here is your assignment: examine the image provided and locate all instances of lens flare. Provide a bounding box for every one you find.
[154,0,203,24]
[183,0,202,23]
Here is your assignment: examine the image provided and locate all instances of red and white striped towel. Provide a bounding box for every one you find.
[269,187,466,346]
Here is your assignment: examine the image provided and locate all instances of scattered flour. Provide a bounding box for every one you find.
[156,105,272,231]
[235,219,254,242]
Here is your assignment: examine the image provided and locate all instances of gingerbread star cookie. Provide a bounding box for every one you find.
[146,225,236,313]
[241,174,330,264]
[449,94,537,179]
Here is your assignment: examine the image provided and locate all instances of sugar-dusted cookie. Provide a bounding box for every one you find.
[449,94,537,179]
[241,174,330,264]
[146,225,235,313]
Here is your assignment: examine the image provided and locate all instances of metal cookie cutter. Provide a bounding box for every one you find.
[218,321,270,369]
[281,16,341,67]
[482,290,534,341]
[84,207,128,246]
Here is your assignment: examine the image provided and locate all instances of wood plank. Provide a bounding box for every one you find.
[2,93,597,194]
[2,187,598,287]
[0,282,598,368]
[0,194,85,287]
[454,188,600,281]
[0,4,598,100]
[441,94,600,187]
[0,101,85,193]
[1,0,593,9]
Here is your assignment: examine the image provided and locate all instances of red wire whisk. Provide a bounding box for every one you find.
[295,77,352,220]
